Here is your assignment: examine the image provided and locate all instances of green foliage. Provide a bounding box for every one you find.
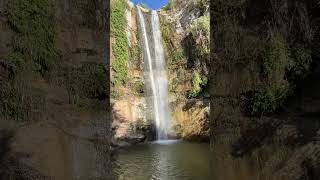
[5,52,26,77]
[188,72,207,98]
[78,64,106,99]
[111,0,128,85]
[0,76,43,122]
[190,15,210,61]
[263,34,290,81]
[0,86,30,122]
[134,81,144,95]
[248,82,290,116]
[70,95,104,109]
[67,63,106,103]
[289,45,312,77]
[111,89,123,100]
[159,16,184,67]
[130,44,141,62]
[163,1,172,10]
[160,17,172,51]
[8,0,58,72]
[172,50,184,64]
[245,33,292,116]
[195,0,209,14]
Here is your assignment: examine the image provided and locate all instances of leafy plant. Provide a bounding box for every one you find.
[159,16,184,67]
[195,0,209,14]
[111,0,128,85]
[134,81,144,95]
[130,44,141,62]
[5,52,26,77]
[263,33,290,81]
[163,0,172,10]
[8,0,59,72]
[289,45,312,77]
[188,72,207,98]
[190,15,210,61]
[79,64,107,99]
[247,82,290,116]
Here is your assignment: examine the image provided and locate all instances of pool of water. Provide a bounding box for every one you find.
[112,140,213,180]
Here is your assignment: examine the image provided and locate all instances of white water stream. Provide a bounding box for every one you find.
[137,7,172,140]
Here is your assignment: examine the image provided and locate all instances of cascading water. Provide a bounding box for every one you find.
[137,7,172,140]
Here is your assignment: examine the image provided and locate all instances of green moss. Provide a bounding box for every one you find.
[188,72,207,98]
[8,0,58,72]
[111,0,128,85]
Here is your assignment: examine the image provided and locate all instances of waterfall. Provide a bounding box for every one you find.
[137,7,172,140]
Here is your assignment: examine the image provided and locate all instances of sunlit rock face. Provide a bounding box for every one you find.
[111,0,210,143]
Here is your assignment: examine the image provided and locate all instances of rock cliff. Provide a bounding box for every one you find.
[210,0,320,179]
[0,0,111,179]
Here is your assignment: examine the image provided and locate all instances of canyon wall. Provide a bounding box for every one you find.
[0,0,111,179]
[210,0,320,179]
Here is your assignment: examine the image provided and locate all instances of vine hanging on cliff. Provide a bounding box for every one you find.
[111,0,129,85]
[8,0,59,73]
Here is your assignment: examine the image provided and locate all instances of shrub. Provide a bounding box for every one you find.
[190,15,210,61]
[79,64,106,99]
[263,33,290,81]
[0,77,44,122]
[134,81,144,95]
[5,52,26,77]
[130,44,141,62]
[111,89,123,100]
[248,82,290,116]
[67,64,107,101]
[195,0,209,14]
[8,0,58,72]
[163,1,172,11]
[289,45,312,77]
[188,72,207,98]
[0,85,30,122]
[159,16,184,67]
[111,0,128,85]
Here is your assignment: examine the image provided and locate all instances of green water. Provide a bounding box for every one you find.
[113,140,213,180]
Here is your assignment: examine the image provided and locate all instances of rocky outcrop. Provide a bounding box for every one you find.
[0,0,111,179]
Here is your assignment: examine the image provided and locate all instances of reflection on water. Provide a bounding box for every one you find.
[113,140,213,180]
